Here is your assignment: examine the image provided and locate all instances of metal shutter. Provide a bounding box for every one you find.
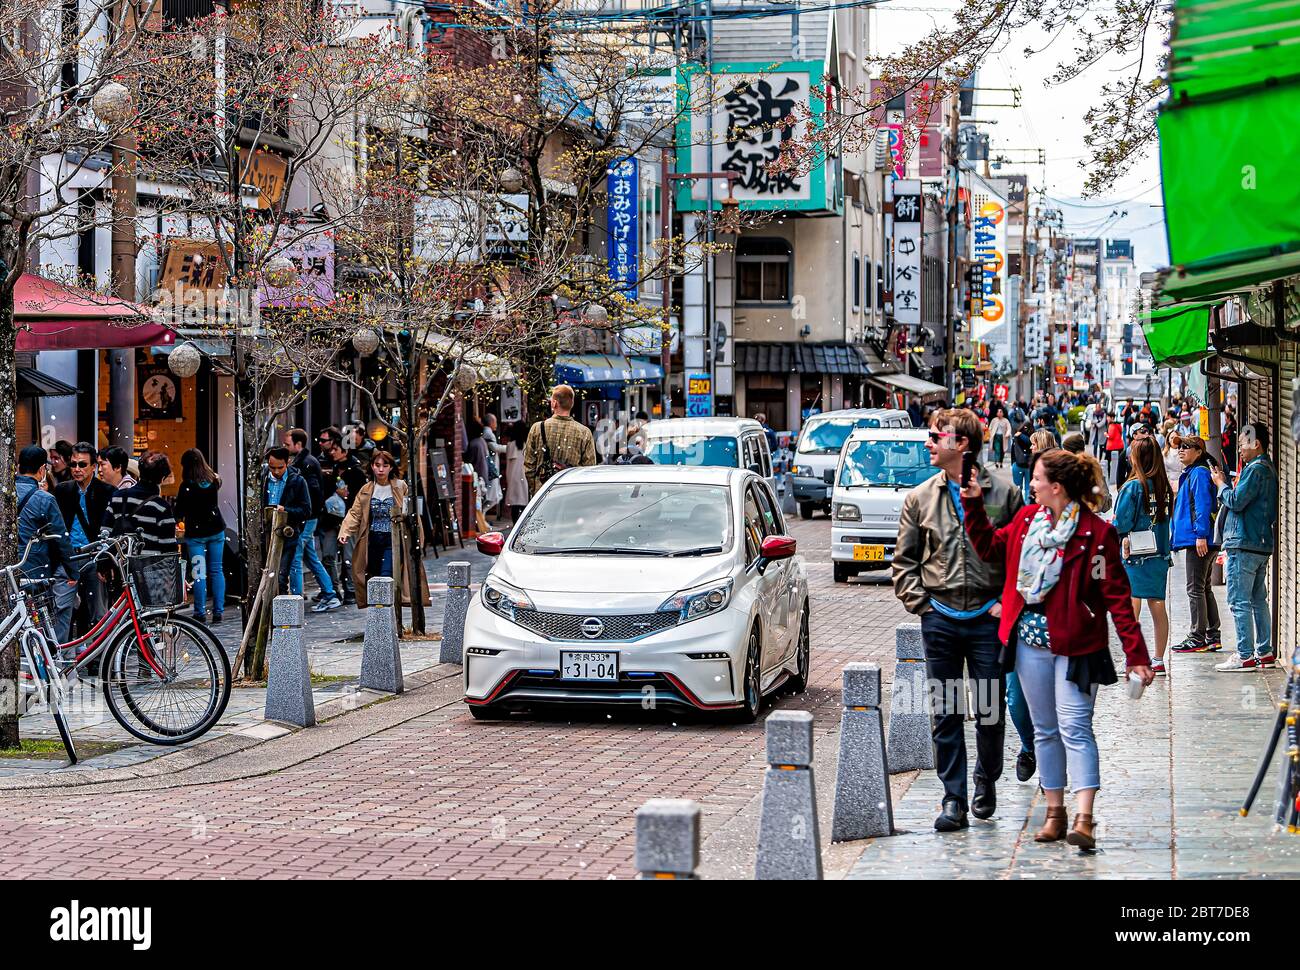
[1277,342,1297,659]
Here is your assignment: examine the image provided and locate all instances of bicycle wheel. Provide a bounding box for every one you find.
[101,613,232,745]
[27,641,78,764]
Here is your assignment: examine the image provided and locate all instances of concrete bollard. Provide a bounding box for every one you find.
[438,562,471,665]
[635,799,700,880]
[360,577,403,694]
[264,595,315,728]
[831,663,894,841]
[887,623,934,772]
[755,710,822,880]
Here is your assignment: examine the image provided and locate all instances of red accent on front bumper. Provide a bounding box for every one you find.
[465,669,521,706]
[662,672,743,710]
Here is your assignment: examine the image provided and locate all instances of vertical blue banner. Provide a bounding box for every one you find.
[607,157,638,300]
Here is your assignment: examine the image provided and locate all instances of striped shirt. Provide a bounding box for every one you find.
[109,483,178,554]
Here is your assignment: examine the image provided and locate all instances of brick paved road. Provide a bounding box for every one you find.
[0,512,912,879]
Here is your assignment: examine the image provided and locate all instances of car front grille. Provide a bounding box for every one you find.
[512,609,680,642]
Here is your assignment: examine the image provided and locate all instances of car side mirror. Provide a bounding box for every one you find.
[476,532,505,556]
[757,534,796,572]
[748,461,764,475]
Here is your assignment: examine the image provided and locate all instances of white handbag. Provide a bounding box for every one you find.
[1127,529,1158,556]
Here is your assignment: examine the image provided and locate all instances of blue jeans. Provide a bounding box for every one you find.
[1015,629,1100,793]
[1006,671,1034,756]
[1012,463,1031,504]
[291,519,335,599]
[186,533,226,618]
[1225,549,1271,659]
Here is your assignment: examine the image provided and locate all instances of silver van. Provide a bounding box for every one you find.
[789,408,912,518]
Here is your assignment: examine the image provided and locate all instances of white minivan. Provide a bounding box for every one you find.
[829,427,939,583]
[638,418,776,492]
[790,408,911,519]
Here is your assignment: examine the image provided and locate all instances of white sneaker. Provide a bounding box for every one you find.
[1215,654,1256,672]
[311,596,342,613]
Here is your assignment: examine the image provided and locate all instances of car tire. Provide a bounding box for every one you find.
[468,704,504,721]
[788,609,810,694]
[833,562,855,583]
[798,502,814,520]
[727,626,764,724]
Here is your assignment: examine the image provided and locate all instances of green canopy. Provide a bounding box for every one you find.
[1138,300,1219,368]
[1160,2,1300,286]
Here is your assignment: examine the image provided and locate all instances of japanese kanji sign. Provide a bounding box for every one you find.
[892,179,922,327]
[606,158,639,300]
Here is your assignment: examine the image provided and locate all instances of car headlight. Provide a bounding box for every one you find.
[481,576,534,619]
[792,464,814,478]
[658,578,733,623]
[834,503,861,521]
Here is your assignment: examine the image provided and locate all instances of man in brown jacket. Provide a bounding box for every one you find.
[524,384,597,494]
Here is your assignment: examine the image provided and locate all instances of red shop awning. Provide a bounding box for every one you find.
[14,273,175,352]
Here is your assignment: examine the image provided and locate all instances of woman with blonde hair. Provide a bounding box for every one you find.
[961,448,1151,850]
[1161,421,1183,489]
[1113,436,1175,675]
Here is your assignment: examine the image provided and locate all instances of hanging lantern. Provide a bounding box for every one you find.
[167,341,202,378]
[264,256,297,288]
[584,302,608,327]
[352,326,380,356]
[366,417,389,442]
[91,82,134,125]
[454,363,479,390]
[498,166,525,194]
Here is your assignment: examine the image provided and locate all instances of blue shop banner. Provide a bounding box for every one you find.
[607,158,638,299]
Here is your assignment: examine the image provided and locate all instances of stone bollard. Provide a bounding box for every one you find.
[635,799,700,880]
[359,577,403,694]
[887,622,934,772]
[755,710,822,880]
[831,663,894,841]
[264,595,315,728]
[438,562,471,665]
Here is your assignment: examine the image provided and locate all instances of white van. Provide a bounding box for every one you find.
[829,427,939,583]
[638,417,775,491]
[790,408,911,519]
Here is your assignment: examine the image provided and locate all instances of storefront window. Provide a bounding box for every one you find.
[736,237,792,304]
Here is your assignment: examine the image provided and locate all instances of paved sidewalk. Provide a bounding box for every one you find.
[846,555,1300,879]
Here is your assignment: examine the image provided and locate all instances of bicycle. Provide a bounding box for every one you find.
[8,530,232,762]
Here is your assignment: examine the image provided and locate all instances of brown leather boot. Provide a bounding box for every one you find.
[1066,813,1097,850]
[1035,806,1067,842]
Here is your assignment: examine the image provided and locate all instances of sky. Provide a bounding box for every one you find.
[871,1,1170,271]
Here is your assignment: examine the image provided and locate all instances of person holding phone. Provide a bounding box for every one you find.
[892,408,1026,832]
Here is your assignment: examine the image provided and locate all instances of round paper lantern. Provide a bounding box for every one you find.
[584,302,608,327]
[167,341,202,379]
[454,363,479,390]
[352,327,380,356]
[264,256,297,287]
[498,166,525,194]
[91,82,134,125]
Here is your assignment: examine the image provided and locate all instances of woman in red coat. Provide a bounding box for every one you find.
[962,448,1152,850]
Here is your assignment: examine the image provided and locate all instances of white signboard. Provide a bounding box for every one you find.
[892,179,922,327]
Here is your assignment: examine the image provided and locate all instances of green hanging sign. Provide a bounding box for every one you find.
[1138,300,1218,369]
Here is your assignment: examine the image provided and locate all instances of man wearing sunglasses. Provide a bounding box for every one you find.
[53,441,116,633]
[894,408,1025,832]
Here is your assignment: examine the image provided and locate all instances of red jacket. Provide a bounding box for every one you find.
[963,497,1150,669]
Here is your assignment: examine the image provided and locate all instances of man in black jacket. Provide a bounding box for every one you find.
[264,446,312,594]
[284,428,339,611]
[317,426,366,603]
[54,442,117,633]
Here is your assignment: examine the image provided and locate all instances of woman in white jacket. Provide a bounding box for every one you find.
[503,420,530,523]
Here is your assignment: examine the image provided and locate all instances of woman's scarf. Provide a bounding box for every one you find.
[1016,502,1081,605]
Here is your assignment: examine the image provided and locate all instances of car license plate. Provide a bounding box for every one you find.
[560,652,618,681]
[853,544,885,562]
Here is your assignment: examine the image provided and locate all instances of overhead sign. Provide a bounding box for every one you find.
[606,157,638,300]
[686,373,713,417]
[885,123,905,179]
[891,179,922,327]
[676,62,834,213]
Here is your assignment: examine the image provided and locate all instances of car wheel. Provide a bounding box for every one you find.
[468,704,503,721]
[798,502,813,520]
[728,626,764,724]
[788,609,810,694]
[833,562,854,583]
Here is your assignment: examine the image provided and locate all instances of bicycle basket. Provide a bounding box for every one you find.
[129,554,185,609]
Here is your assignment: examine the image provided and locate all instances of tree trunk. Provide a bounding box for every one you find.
[0,286,19,748]
[240,402,267,625]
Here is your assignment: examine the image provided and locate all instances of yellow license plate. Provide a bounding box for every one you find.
[853,544,885,562]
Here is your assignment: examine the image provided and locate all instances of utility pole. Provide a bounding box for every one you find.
[107,0,137,452]
[943,91,960,402]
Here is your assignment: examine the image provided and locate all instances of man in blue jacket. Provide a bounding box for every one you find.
[15,445,79,643]
[263,447,313,595]
[1211,422,1276,670]
[1170,435,1222,653]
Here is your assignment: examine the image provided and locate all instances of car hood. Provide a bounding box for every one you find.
[493,552,734,603]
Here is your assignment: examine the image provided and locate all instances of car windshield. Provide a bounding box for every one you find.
[838,439,937,488]
[642,434,739,468]
[512,482,734,556]
[798,417,878,455]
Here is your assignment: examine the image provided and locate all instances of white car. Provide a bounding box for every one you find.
[789,408,911,519]
[830,428,939,583]
[463,464,809,722]
[637,417,776,493]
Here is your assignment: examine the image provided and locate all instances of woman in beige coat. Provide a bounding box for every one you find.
[338,450,431,609]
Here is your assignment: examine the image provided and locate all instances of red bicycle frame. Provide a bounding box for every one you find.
[55,584,168,679]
